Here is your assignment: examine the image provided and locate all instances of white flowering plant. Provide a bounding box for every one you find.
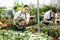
[16,17,26,30]
[0,30,52,40]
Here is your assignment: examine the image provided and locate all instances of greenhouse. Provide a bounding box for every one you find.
[0,0,60,40]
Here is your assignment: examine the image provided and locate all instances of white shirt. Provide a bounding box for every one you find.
[14,11,30,22]
[44,10,57,20]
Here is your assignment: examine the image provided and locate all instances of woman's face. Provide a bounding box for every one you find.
[23,7,29,14]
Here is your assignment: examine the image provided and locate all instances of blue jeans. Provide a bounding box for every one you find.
[13,25,26,32]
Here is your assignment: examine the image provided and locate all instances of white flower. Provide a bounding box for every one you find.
[0,30,52,40]
[0,38,3,40]
[15,32,18,34]
[11,37,14,39]
[28,32,32,35]
[4,32,8,35]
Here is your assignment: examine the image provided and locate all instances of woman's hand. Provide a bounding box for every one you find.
[54,21,57,25]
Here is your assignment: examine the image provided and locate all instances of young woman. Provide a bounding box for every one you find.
[43,7,57,26]
[13,5,30,32]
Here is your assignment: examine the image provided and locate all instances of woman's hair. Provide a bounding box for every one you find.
[23,5,29,8]
[52,7,57,13]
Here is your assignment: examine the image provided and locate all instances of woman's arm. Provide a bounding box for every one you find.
[44,18,53,23]
[26,14,30,24]
[54,13,57,24]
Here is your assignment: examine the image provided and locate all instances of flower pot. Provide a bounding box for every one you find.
[52,37,58,40]
[19,25,23,30]
[1,18,4,20]
[7,24,12,26]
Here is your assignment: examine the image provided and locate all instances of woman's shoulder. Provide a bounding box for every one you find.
[45,10,51,15]
[45,10,51,14]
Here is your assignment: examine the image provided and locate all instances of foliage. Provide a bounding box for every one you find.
[0,18,13,30]
[40,26,60,37]
[48,23,56,26]
[40,24,44,28]
[0,9,5,18]
[47,27,60,37]
[0,24,2,29]
[41,5,53,12]
[29,7,42,15]
[40,15,43,21]
[13,1,24,11]
[0,10,4,14]
[0,30,52,40]
[40,27,49,33]
[26,21,37,26]
[58,7,60,13]
[0,9,6,18]
[4,16,9,20]
[30,8,37,15]
[0,6,6,14]
[30,28,35,33]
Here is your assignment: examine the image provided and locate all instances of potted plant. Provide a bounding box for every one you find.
[47,27,60,40]
[40,27,49,33]
[15,17,26,30]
